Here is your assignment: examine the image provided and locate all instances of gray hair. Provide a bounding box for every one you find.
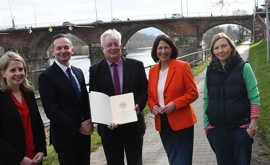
[100,29,121,47]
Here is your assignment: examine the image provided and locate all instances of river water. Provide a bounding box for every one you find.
[41,47,155,123]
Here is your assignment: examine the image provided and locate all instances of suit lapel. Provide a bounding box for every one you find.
[52,63,79,98]
[151,64,160,102]
[122,59,129,93]
[164,60,176,93]
[23,91,35,117]
[52,63,70,82]
[71,66,82,85]
[101,60,115,95]
[6,92,21,116]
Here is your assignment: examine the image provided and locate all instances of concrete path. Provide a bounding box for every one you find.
[91,44,250,165]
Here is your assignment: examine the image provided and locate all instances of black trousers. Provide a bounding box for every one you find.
[100,126,144,165]
[57,134,90,165]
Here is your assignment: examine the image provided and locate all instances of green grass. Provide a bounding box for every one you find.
[43,139,58,165]
[90,126,102,152]
[192,60,209,76]
[249,40,270,145]
[144,105,150,114]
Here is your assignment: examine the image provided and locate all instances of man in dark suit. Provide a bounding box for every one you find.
[89,29,148,165]
[38,34,92,165]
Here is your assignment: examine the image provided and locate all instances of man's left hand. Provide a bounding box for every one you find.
[80,119,93,135]
[135,104,140,114]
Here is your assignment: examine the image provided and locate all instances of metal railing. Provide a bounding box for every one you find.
[145,48,210,69]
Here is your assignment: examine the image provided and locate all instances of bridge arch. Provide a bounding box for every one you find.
[120,21,199,56]
[201,24,252,50]
[121,25,166,47]
[201,23,252,36]
[197,17,253,48]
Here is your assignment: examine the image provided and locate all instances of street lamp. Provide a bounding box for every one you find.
[110,0,113,21]
[267,4,270,62]
[94,0,98,21]
[262,1,270,62]
[181,0,183,17]
[186,0,188,16]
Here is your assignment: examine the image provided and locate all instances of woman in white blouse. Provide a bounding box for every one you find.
[148,34,198,165]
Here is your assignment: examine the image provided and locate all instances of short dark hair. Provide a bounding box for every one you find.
[151,34,178,62]
[51,33,72,48]
[52,33,68,41]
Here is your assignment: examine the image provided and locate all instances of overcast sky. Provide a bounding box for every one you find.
[0,0,265,29]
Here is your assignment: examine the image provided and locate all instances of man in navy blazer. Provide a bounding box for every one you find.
[38,34,92,165]
[89,29,148,165]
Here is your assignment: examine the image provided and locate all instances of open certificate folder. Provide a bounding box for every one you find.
[90,91,138,125]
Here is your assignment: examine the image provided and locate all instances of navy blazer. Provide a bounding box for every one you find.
[0,89,46,165]
[89,58,148,136]
[38,62,90,152]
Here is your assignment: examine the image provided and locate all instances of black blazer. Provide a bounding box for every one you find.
[89,58,148,136]
[38,63,90,152]
[0,89,46,165]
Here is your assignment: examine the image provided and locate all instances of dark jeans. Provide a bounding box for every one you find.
[207,127,253,165]
[160,126,194,165]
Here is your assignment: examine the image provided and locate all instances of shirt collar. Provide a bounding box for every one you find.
[55,60,71,72]
[106,58,123,67]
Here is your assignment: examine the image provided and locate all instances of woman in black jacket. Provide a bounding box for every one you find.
[0,51,46,165]
[204,33,260,165]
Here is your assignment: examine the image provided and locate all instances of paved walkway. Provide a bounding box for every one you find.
[91,44,250,165]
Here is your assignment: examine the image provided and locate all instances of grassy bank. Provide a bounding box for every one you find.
[249,40,270,145]
[192,61,209,76]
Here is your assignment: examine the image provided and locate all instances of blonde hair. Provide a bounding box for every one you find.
[209,32,236,62]
[0,51,33,91]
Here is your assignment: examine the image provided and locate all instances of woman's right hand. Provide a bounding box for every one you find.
[246,128,256,138]
[20,157,33,165]
[152,105,163,115]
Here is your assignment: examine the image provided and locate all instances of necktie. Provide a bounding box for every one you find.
[111,63,121,95]
[66,68,81,97]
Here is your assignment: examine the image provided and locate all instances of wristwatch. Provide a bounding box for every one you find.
[248,124,258,131]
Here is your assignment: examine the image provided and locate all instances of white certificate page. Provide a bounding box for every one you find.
[90,92,137,125]
[90,91,112,125]
[110,93,137,124]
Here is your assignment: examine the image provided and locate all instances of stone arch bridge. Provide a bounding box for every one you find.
[0,15,263,88]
